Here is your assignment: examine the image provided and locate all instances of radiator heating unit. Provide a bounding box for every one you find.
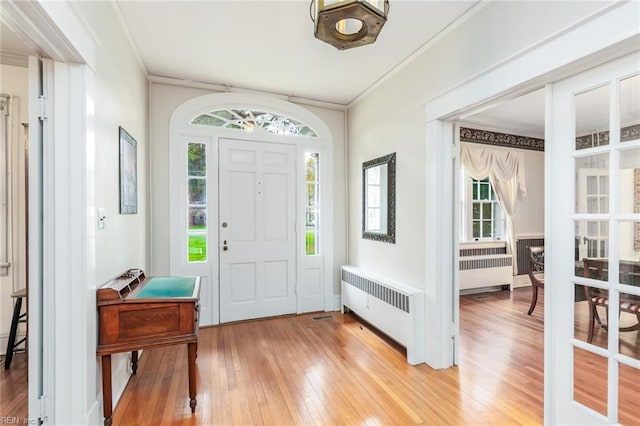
[459,242,513,292]
[340,265,425,365]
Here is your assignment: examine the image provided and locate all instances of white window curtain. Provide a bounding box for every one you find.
[461,143,527,273]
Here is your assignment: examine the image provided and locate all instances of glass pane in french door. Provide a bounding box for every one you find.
[618,289,640,361]
[619,74,640,146]
[618,363,640,424]
[575,84,610,150]
[574,346,608,417]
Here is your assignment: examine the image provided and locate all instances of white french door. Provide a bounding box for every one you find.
[219,138,296,323]
[547,52,640,424]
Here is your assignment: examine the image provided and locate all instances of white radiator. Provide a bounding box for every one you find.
[340,265,425,365]
[459,242,513,292]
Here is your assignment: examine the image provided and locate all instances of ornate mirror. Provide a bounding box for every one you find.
[362,152,396,243]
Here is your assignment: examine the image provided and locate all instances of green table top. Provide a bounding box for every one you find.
[134,277,196,299]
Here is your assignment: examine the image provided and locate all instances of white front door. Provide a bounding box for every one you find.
[219,138,296,322]
[547,52,640,425]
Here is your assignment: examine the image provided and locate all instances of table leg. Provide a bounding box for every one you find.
[131,350,138,375]
[188,342,197,413]
[101,354,113,426]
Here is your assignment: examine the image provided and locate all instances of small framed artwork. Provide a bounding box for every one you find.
[119,126,137,214]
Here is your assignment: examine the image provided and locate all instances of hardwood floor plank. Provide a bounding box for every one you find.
[4,287,639,424]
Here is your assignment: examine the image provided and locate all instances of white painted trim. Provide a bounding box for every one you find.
[50,60,93,426]
[152,75,347,112]
[425,2,640,121]
[515,233,545,240]
[5,0,98,421]
[330,294,342,312]
[36,1,97,71]
[83,398,101,426]
[424,119,455,369]
[422,0,640,422]
[2,1,92,69]
[84,65,98,424]
[110,2,149,77]
[27,55,44,425]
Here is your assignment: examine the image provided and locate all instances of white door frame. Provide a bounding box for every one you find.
[3,1,97,424]
[422,0,639,422]
[169,92,335,325]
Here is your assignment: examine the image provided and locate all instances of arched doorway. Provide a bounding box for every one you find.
[169,93,335,325]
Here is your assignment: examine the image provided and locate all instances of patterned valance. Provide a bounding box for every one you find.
[460,127,544,152]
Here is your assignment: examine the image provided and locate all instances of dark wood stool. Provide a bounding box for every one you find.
[4,288,27,369]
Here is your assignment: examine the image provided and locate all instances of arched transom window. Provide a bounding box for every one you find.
[191,108,318,137]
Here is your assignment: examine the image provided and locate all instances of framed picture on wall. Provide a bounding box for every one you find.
[119,126,137,214]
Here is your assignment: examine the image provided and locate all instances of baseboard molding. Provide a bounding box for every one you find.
[110,353,134,413]
[85,397,101,426]
[460,285,508,295]
[328,294,341,312]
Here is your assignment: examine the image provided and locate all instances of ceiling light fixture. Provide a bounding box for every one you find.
[310,0,389,50]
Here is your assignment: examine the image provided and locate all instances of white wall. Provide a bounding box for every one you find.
[0,63,28,352]
[347,1,609,289]
[67,1,148,421]
[149,82,347,303]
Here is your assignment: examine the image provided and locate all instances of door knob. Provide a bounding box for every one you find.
[223,240,228,251]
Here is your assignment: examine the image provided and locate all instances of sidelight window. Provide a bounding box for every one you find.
[305,152,320,255]
[187,142,207,262]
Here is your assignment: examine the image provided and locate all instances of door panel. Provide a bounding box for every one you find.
[548,52,640,425]
[219,139,296,322]
[229,171,257,242]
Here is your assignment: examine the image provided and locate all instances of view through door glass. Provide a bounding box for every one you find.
[571,69,640,424]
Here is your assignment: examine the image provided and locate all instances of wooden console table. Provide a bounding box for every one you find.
[96,269,200,426]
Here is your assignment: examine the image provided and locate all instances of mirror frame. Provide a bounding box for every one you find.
[362,152,396,243]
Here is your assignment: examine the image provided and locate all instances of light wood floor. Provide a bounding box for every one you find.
[2,287,639,425]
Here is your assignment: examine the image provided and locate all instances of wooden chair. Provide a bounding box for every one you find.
[527,246,545,315]
[582,258,640,343]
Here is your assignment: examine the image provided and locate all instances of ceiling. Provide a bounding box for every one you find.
[115,0,480,106]
[1,0,548,138]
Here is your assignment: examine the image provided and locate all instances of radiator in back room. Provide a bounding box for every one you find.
[515,236,545,275]
[459,243,513,292]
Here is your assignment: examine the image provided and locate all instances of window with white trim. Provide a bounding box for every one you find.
[191,108,318,137]
[461,173,505,241]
